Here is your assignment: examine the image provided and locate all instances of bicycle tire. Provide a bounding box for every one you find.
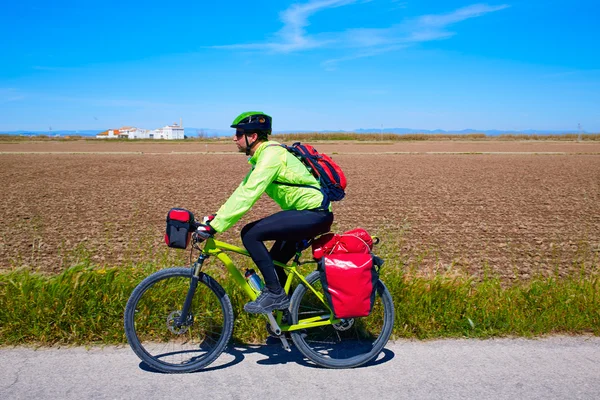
[289,270,394,369]
[124,267,234,373]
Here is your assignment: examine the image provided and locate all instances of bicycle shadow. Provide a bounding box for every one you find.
[251,337,395,369]
[139,339,395,373]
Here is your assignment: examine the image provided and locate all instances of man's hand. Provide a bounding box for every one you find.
[194,224,216,241]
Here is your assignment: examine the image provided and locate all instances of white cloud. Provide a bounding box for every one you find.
[276,0,358,51]
[416,3,510,27]
[0,88,26,104]
[338,3,510,49]
[214,0,358,52]
[215,2,510,66]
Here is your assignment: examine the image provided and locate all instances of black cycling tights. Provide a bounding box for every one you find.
[241,209,333,292]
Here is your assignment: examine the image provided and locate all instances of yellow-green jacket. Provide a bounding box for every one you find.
[210,140,327,233]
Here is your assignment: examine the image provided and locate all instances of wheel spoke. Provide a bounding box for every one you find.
[290,270,394,368]
[124,268,234,373]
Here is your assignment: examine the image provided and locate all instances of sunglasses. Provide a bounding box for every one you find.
[235,132,246,138]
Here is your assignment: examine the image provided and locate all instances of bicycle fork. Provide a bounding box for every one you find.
[175,275,198,328]
[175,254,208,328]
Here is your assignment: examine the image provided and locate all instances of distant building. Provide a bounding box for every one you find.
[95,122,184,140]
[121,126,148,139]
[95,129,128,139]
[149,123,184,140]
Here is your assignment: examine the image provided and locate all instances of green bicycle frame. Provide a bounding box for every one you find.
[198,237,340,332]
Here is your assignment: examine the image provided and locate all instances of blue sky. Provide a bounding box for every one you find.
[1,0,599,132]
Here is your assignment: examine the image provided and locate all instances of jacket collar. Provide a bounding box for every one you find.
[248,140,279,165]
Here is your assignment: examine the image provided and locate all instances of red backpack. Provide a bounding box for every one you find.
[273,142,347,204]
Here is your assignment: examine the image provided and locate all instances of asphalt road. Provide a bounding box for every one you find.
[2,337,599,400]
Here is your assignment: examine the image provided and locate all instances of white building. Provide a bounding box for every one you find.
[120,126,148,139]
[95,122,184,140]
[95,128,128,139]
[149,123,184,140]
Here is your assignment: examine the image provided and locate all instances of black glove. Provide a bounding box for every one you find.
[194,224,216,241]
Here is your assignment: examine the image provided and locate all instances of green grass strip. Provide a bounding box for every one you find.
[1,265,598,345]
[382,270,600,338]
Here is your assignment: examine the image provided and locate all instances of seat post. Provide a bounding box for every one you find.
[293,252,302,264]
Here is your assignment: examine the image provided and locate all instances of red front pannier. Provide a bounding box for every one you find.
[313,228,381,319]
[164,208,195,249]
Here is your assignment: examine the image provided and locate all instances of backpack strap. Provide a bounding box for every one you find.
[271,180,330,210]
[267,144,330,210]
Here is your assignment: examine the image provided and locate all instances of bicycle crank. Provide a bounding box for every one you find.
[266,313,291,352]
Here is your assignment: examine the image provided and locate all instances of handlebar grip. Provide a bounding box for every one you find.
[192,221,202,229]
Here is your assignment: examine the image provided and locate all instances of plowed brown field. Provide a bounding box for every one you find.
[1,140,599,281]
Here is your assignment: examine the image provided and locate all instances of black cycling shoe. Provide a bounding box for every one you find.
[244,288,290,314]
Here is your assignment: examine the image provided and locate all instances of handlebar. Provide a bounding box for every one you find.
[190,222,212,246]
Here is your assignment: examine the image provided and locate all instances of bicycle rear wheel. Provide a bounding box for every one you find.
[124,267,234,373]
[289,270,394,368]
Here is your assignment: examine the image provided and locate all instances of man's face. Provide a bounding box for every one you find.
[233,129,246,152]
[234,129,257,153]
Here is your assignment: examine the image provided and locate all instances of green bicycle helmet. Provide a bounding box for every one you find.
[231,111,272,134]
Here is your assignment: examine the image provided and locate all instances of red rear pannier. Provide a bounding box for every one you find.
[312,228,373,259]
[164,208,195,249]
[319,253,378,319]
[313,228,381,319]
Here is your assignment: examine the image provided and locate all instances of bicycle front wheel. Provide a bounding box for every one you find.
[124,267,234,373]
[290,270,394,369]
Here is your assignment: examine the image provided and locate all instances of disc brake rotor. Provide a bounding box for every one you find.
[333,318,354,331]
[167,311,193,334]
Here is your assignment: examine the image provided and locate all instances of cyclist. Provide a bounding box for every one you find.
[195,111,334,314]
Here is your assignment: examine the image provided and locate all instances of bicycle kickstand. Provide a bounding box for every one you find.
[266,313,291,352]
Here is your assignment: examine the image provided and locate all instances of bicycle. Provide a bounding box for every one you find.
[124,224,395,372]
